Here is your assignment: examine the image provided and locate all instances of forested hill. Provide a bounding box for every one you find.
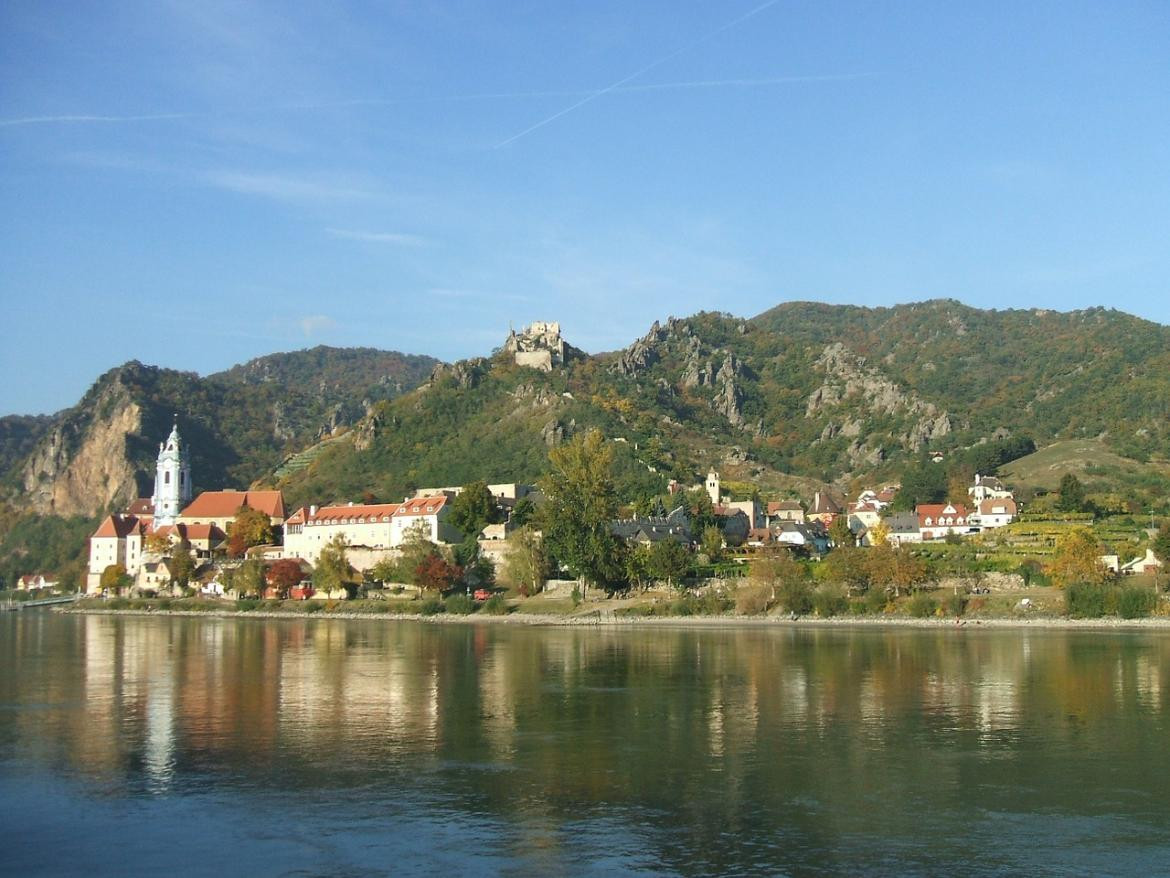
[0,347,439,519]
[271,300,1170,511]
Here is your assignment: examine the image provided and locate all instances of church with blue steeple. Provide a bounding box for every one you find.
[150,415,192,527]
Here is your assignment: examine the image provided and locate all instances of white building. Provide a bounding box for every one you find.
[151,418,192,527]
[972,497,1017,530]
[969,474,1012,504]
[283,495,462,566]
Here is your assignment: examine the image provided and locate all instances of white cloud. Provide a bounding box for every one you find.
[204,171,369,202]
[298,315,337,337]
[326,228,429,246]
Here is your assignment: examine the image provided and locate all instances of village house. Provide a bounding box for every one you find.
[808,491,842,527]
[883,511,923,545]
[770,521,830,554]
[1121,549,1163,576]
[971,496,1018,530]
[917,503,971,541]
[766,500,805,525]
[86,514,147,592]
[179,490,286,531]
[16,573,58,591]
[969,474,1013,504]
[611,506,692,547]
[847,501,883,536]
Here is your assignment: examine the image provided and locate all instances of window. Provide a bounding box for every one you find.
[165,472,170,485]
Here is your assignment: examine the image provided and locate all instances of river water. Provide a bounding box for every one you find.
[1,612,1168,876]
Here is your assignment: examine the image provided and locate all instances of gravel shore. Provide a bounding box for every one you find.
[60,607,1170,631]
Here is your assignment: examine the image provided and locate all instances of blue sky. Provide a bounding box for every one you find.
[1,1,1168,415]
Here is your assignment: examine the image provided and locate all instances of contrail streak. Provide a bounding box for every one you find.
[494,0,785,148]
[0,113,193,128]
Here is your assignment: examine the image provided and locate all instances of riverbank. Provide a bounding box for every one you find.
[59,605,1170,630]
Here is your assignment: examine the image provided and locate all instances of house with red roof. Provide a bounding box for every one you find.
[917,503,971,541]
[86,513,148,593]
[179,490,286,529]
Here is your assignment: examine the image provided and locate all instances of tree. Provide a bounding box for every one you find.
[393,521,440,584]
[893,457,949,510]
[1057,474,1087,513]
[685,488,717,534]
[829,516,853,548]
[700,525,724,563]
[414,553,463,592]
[510,497,536,528]
[1154,523,1170,579]
[500,526,550,596]
[368,558,398,586]
[823,546,872,593]
[1047,527,1107,588]
[145,532,172,556]
[313,533,353,597]
[267,558,304,598]
[648,539,690,588]
[448,481,500,539]
[228,505,274,557]
[100,563,131,596]
[231,559,266,598]
[750,549,805,602]
[169,539,195,589]
[539,429,625,589]
[625,544,654,590]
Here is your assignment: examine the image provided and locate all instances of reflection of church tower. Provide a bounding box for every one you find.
[151,416,192,527]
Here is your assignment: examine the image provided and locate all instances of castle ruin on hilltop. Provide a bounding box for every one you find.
[504,321,583,371]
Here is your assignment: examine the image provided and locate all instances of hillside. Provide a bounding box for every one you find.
[1,347,439,518]
[270,301,1170,511]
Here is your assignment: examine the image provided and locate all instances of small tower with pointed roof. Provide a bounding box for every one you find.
[151,415,192,527]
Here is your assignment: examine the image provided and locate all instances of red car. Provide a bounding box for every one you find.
[473,589,492,601]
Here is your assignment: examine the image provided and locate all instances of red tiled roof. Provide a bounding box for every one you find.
[979,497,1017,515]
[181,490,285,520]
[394,496,448,517]
[767,501,802,513]
[92,514,144,539]
[307,503,402,524]
[126,498,155,516]
[916,503,969,526]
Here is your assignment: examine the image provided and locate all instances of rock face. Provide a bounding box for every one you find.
[21,390,144,517]
[807,343,960,451]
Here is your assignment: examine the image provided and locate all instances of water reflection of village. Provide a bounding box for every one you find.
[4,614,1169,868]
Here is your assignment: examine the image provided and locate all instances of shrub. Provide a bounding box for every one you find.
[813,587,848,618]
[698,590,732,615]
[570,585,582,607]
[420,598,444,616]
[778,580,814,616]
[303,601,325,614]
[1066,582,1108,618]
[1118,587,1157,619]
[157,598,172,611]
[669,595,697,616]
[236,599,259,612]
[481,594,509,615]
[735,583,772,615]
[445,594,474,615]
[942,592,967,617]
[863,587,888,614]
[908,592,938,618]
[106,598,129,610]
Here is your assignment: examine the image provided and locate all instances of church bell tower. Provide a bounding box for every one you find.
[151,415,192,527]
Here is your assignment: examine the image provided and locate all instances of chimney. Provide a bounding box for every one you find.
[309,505,318,517]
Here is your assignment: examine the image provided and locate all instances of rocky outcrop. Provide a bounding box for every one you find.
[427,358,487,390]
[614,321,665,377]
[20,393,143,517]
[806,343,960,450]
